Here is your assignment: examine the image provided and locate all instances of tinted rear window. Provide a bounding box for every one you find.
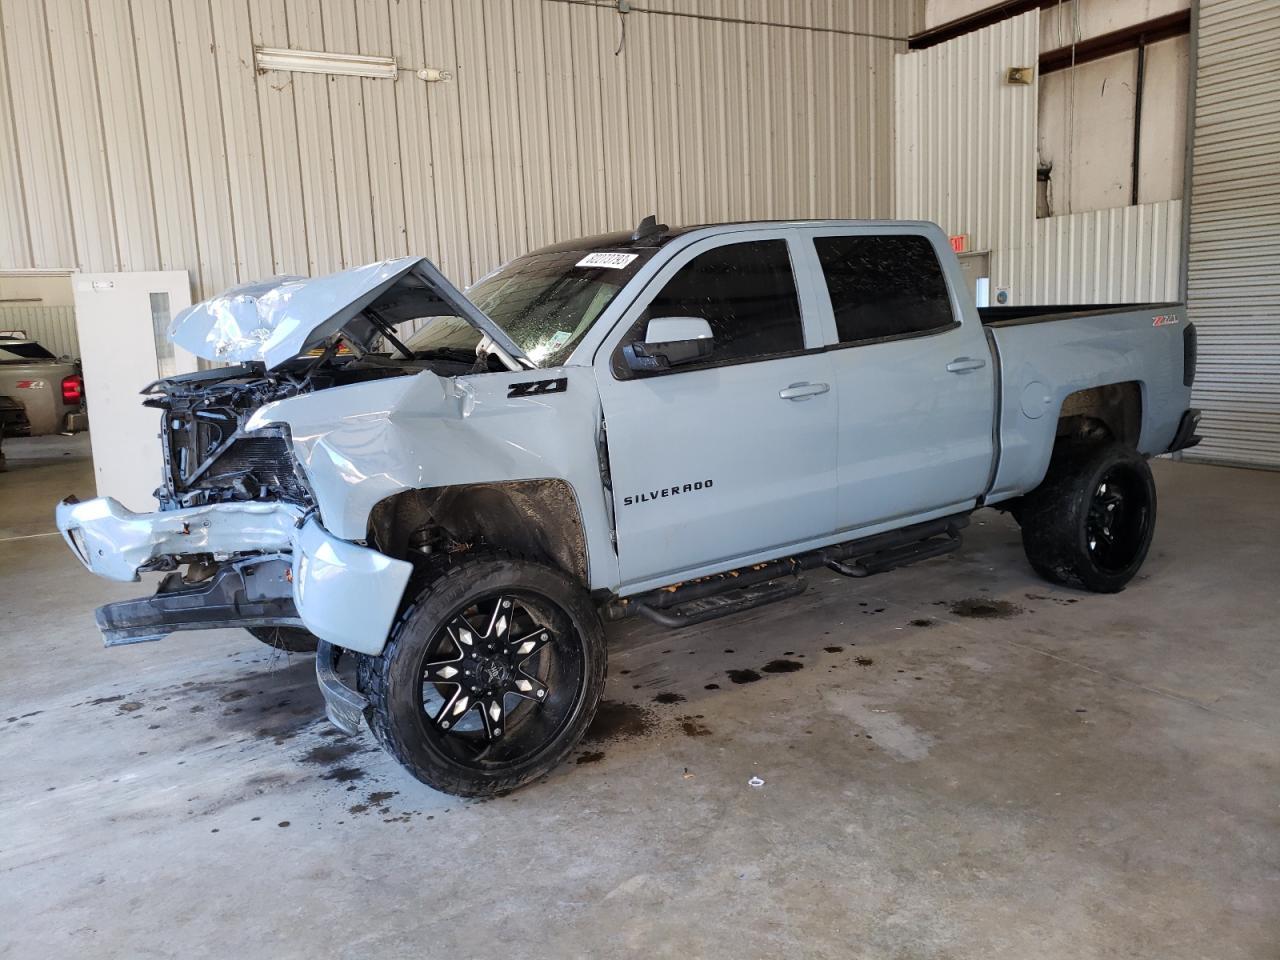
[814,235,954,344]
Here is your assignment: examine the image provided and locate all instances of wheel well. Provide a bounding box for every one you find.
[367,480,589,586]
[1055,382,1142,449]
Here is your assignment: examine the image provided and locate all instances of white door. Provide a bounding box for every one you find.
[72,271,194,511]
[798,230,996,533]
[594,233,838,592]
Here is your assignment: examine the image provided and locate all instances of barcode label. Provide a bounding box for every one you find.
[576,252,638,269]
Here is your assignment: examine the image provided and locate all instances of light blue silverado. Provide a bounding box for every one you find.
[57,218,1201,795]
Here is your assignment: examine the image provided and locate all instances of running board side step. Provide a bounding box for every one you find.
[633,575,807,628]
[605,514,968,629]
[823,529,962,578]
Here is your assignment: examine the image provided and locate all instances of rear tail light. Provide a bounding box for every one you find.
[62,373,84,404]
[1183,323,1197,387]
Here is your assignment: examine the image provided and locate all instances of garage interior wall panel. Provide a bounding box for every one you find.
[0,0,916,300]
[43,0,116,273]
[0,1,75,270]
[252,0,310,278]
[0,8,27,270]
[0,305,78,360]
[895,10,1182,306]
[1182,0,1280,468]
[1032,200,1183,304]
[895,12,1038,299]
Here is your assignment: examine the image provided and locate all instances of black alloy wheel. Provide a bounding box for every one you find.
[416,592,582,766]
[362,555,606,796]
[1084,465,1152,574]
[1018,442,1157,593]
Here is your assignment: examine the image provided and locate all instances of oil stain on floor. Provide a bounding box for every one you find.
[950,598,1022,619]
[761,659,803,674]
[583,701,657,743]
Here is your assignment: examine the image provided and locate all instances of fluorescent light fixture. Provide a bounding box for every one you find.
[254,47,397,80]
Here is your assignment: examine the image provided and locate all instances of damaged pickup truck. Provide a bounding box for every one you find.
[57,218,1201,796]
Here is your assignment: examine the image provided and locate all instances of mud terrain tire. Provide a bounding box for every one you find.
[1019,443,1156,593]
[361,555,606,797]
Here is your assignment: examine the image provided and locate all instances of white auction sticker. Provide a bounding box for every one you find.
[576,252,638,269]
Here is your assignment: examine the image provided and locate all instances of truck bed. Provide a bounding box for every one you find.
[982,301,1191,504]
[979,303,1181,327]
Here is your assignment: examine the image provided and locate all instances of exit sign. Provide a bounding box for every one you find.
[949,234,968,253]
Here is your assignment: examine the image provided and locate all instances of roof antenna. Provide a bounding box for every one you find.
[630,214,667,242]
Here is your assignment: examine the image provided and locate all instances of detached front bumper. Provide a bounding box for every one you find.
[56,497,412,656]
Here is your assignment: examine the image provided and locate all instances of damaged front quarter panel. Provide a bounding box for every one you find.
[246,366,620,592]
[294,517,413,655]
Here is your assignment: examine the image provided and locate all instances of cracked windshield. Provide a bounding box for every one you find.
[405,248,654,367]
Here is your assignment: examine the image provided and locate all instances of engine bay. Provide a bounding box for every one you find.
[141,349,486,510]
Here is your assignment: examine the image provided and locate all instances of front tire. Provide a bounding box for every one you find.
[360,555,606,797]
[1018,443,1157,593]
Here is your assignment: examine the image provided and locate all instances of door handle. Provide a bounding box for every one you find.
[779,381,830,401]
[946,357,987,374]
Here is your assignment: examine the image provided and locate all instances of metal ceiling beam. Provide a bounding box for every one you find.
[1039,10,1192,74]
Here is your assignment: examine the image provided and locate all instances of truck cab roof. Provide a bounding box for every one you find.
[528,218,945,257]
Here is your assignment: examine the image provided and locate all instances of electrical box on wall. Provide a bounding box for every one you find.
[995,286,1011,305]
[1005,66,1033,85]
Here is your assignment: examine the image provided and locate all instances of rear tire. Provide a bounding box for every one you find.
[1018,443,1156,593]
[360,555,606,797]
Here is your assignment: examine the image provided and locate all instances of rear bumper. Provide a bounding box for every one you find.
[1167,408,1202,453]
[56,496,412,655]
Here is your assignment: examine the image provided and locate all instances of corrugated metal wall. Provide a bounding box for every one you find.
[0,0,915,300]
[894,10,1183,305]
[1032,200,1183,303]
[1183,0,1280,469]
[895,11,1038,298]
[0,305,78,359]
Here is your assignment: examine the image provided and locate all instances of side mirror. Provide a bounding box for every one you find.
[621,317,714,372]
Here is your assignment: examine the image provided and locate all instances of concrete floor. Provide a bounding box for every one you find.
[1,434,1277,959]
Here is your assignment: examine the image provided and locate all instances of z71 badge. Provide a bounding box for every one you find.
[508,377,568,398]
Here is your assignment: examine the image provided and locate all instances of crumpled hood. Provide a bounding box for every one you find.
[169,256,529,371]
